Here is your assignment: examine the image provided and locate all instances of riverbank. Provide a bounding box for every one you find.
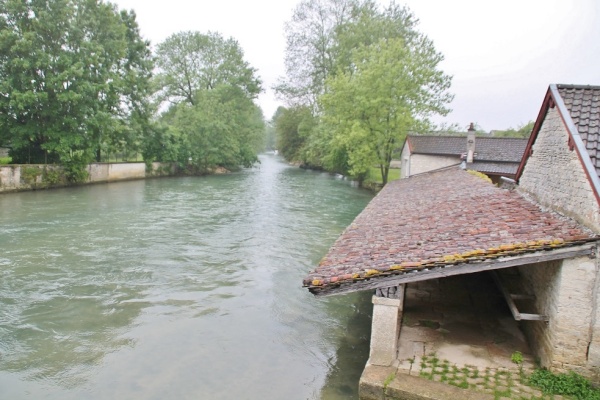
[0,162,177,193]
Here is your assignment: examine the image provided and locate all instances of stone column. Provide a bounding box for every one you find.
[368,284,405,366]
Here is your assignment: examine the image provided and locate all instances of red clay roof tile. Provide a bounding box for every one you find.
[303,168,597,293]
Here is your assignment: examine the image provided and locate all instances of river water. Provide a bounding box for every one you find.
[0,154,374,399]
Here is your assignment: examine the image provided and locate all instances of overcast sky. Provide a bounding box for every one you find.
[111,0,599,131]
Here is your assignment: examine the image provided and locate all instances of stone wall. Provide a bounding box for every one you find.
[518,255,600,380]
[0,162,176,193]
[87,162,146,182]
[519,107,600,232]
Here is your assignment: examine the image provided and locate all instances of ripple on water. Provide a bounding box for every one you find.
[0,155,374,399]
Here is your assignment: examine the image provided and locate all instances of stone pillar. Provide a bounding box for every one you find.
[368,285,405,366]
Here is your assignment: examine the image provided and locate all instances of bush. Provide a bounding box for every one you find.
[62,155,89,183]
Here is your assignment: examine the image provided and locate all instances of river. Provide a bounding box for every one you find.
[0,154,374,399]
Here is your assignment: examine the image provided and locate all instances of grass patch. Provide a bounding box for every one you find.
[0,156,11,164]
[418,352,600,400]
[529,368,600,399]
[366,166,400,184]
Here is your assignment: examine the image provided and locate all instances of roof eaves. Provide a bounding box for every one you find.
[550,84,600,205]
[306,240,598,296]
[515,88,552,180]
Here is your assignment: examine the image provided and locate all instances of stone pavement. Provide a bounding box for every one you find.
[361,272,568,399]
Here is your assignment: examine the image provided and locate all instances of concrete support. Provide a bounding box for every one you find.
[368,285,405,366]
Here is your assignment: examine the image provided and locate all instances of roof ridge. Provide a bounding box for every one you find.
[556,83,600,90]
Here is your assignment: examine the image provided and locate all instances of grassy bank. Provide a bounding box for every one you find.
[365,167,401,185]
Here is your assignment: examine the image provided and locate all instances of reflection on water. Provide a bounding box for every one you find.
[0,155,374,399]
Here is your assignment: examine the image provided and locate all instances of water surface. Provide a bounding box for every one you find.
[0,155,374,399]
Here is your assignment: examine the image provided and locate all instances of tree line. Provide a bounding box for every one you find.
[0,0,264,179]
[273,0,453,185]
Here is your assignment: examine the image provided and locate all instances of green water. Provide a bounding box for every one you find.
[0,154,374,399]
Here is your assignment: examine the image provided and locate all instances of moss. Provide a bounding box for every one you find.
[467,169,493,183]
[383,372,395,388]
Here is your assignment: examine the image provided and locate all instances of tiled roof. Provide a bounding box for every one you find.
[468,161,519,176]
[556,84,600,178]
[407,136,528,163]
[303,168,596,294]
[408,136,465,156]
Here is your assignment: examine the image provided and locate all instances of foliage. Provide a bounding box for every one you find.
[62,153,89,183]
[140,123,183,166]
[275,0,362,108]
[0,157,11,164]
[493,121,534,138]
[154,31,261,106]
[276,1,452,186]
[510,351,523,366]
[273,105,315,163]
[151,31,264,173]
[164,85,265,173]
[320,35,452,184]
[21,166,42,184]
[263,107,286,153]
[529,369,600,399]
[42,167,63,185]
[0,0,153,165]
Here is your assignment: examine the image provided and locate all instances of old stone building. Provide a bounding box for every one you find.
[514,84,600,376]
[303,84,600,392]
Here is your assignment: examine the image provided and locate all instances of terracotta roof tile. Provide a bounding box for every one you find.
[303,168,597,292]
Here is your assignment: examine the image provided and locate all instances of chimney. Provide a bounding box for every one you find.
[467,122,476,163]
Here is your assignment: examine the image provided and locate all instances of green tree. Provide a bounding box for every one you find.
[0,0,153,165]
[167,85,265,173]
[275,0,362,108]
[320,36,452,185]
[274,105,314,162]
[493,121,534,138]
[150,30,265,172]
[154,31,261,106]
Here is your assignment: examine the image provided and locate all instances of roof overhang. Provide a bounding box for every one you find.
[308,242,597,296]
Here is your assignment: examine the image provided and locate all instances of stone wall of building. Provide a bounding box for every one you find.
[519,255,600,380]
[401,152,460,179]
[519,107,600,232]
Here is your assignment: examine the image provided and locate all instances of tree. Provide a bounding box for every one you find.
[274,105,314,162]
[154,31,261,106]
[166,85,265,173]
[275,0,362,108]
[0,0,153,165]
[320,36,452,185]
[493,121,534,138]
[150,31,265,172]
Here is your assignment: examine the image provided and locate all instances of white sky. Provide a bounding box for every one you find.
[111,0,599,131]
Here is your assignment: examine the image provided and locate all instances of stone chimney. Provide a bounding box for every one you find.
[467,122,476,163]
